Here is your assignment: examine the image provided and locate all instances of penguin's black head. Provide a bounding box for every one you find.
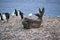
[0,13,4,20]
[19,11,24,19]
[5,13,10,19]
[14,9,18,16]
[19,11,23,15]
[0,13,1,16]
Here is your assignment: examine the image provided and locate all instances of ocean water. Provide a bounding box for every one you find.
[0,0,60,16]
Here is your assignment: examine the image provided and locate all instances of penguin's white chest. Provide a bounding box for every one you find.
[16,11,21,19]
[2,14,6,20]
[18,11,20,16]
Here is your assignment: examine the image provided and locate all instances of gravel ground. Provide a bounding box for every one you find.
[0,16,60,40]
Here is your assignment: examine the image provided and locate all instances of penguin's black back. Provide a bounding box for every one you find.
[19,11,23,19]
[5,13,10,19]
[1,15,4,20]
[0,13,4,20]
[14,9,18,16]
[0,13,1,16]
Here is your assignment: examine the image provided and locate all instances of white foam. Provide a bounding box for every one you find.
[57,16,60,17]
[28,13,32,17]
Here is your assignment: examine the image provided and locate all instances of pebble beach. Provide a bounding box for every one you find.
[0,16,60,40]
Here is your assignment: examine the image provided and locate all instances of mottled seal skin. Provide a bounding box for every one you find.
[22,8,45,29]
[22,18,31,29]
[22,17,42,29]
[35,8,45,19]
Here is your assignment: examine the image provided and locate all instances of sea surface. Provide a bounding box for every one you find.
[0,0,60,16]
